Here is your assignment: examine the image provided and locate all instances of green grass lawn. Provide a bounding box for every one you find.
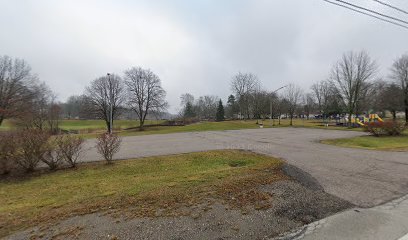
[115,119,364,137]
[59,119,164,131]
[119,120,272,137]
[321,134,408,151]
[0,118,366,138]
[0,120,14,131]
[0,150,284,237]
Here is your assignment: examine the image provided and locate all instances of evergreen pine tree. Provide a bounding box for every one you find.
[227,94,238,118]
[183,102,195,118]
[216,99,225,121]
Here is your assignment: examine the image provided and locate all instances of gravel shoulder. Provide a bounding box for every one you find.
[6,164,352,240]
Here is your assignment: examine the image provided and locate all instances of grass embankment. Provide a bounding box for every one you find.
[0,150,284,237]
[322,133,408,151]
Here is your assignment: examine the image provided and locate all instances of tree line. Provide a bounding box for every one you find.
[0,57,168,132]
[1,50,407,133]
[179,51,408,126]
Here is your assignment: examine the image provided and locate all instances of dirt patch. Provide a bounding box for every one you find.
[6,172,352,240]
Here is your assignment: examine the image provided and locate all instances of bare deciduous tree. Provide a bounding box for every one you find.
[180,93,195,107]
[269,92,279,123]
[63,95,81,119]
[303,93,315,120]
[62,95,96,119]
[86,74,125,133]
[311,80,332,117]
[330,51,377,125]
[284,84,303,126]
[29,82,55,130]
[391,54,408,124]
[231,72,259,119]
[379,83,404,120]
[96,133,122,164]
[47,103,62,134]
[196,95,218,120]
[252,90,272,119]
[0,55,33,126]
[124,67,168,130]
[11,81,61,133]
[276,98,289,125]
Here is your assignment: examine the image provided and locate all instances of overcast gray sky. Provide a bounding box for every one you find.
[1,0,407,113]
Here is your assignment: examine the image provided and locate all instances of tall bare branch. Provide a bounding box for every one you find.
[329,51,377,125]
[0,55,33,125]
[124,67,167,130]
[390,54,408,124]
[85,74,125,133]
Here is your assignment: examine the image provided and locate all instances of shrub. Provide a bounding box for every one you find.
[42,141,63,170]
[16,130,51,172]
[0,132,18,174]
[364,122,386,136]
[55,135,85,168]
[364,121,406,137]
[382,121,406,136]
[96,133,122,164]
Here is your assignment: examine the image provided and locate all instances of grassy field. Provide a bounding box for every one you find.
[0,118,364,138]
[322,134,408,151]
[59,119,164,131]
[115,119,364,137]
[0,119,164,134]
[0,150,284,237]
[0,120,14,131]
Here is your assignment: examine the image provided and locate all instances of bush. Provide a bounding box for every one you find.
[364,122,386,136]
[55,135,85,168]
[382,121,406,136]
[16,130,51,172]
[42,141,63,170]
[0,132,18,174]
[96,133,122,164]
[364,121,406,137]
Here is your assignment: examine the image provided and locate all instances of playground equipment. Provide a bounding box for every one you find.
[350,114,383,126]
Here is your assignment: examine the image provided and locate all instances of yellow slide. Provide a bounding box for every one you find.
[369,114,383,122]
[355,118,365,126]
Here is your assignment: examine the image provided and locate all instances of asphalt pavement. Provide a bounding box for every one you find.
[82,127,408,208]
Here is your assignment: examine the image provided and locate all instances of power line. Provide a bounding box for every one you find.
[322,0,408,30]
[372,0,408,15]
[333,0,408,25]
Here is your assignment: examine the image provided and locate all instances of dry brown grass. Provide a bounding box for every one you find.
[0,150,285,237]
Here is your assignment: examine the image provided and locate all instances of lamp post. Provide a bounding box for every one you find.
[107,73,113,134]
[270,85,288,126]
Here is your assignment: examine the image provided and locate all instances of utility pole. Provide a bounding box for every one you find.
[107,73,113,134]
[270,85,288,126]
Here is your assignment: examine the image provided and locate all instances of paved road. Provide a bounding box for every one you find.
[82,128,408,208]
[274,194,408,240]
[273,193,408,240]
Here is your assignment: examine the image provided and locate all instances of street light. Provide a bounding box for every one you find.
[270,85,288,126]
[107,73,113,134]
